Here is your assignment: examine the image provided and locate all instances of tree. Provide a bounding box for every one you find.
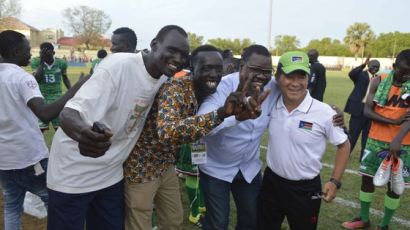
[304,37,350,56]
[0,0,21,18]
[368,32,410,58]
[63,5,112,49]
[344,22,375,59]
[273,35,300,55]
[188,32,204,51]
[207,38,254,55]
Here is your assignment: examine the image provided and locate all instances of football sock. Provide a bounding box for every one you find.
[359,190,374,222]
[380,194,400,227]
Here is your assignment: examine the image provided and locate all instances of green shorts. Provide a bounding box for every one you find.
[176,144,199,176]
[38,95,61,130]
[360,138,410,186]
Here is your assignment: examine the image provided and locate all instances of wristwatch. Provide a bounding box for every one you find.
[329,178,342,189]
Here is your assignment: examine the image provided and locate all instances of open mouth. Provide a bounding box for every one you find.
[206,80,218,89]
[167,63,179,72]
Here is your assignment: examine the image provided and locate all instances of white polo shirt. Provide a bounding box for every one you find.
[267,92,347,180]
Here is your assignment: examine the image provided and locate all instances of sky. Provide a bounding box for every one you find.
[19,0,410,49]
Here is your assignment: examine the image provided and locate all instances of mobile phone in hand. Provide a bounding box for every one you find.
[92,122,105,134]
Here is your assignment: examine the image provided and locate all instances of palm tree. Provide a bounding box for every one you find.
[344,22,375,59]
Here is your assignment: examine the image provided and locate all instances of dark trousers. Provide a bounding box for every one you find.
[47,180,124,230]
[257,167,322,230]
[348,114,371,160]
[200,170,262,230]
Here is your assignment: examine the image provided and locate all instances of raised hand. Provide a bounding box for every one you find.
[236,86,270,121]
[217,75,253,119]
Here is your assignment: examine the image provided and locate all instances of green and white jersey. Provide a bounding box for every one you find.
[31,57,67,99]
[91,58,102,72]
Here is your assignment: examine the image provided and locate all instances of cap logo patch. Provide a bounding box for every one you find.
[291,56,303,63]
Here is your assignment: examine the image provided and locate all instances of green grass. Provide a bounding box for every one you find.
[8,67,410,229]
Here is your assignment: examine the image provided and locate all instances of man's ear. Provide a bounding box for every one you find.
[150,38,158,51]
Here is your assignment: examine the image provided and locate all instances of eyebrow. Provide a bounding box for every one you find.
[247,63,273,71]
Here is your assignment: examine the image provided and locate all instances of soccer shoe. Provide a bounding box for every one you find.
[189,213,203,227]
[373,156,392,186]
[391,158,405,195]
[341,217,371,229]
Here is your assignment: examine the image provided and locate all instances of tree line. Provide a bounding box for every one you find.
[1,1,408,58]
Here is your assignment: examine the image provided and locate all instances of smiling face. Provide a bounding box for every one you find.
[239,53,272,96]
[368,60,380,75]
[192,51,223,98]
[278,70,308,106]
[151,30,189,77]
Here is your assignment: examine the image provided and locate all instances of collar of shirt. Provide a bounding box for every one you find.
[276,90,313,114]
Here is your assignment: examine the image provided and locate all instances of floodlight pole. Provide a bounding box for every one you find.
[267,0,273,50]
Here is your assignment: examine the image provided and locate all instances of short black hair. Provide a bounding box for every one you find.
[113,27,137,50]
[395,49,410,66]
[241,44,270,62]
[97,49,108,58]
[155,25,187,42]
[40,42,54,51]
[0,30,26,58]
[222,49,233,59]
[190,44,220,68]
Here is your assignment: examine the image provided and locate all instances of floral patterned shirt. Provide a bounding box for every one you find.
[124,76,223,183]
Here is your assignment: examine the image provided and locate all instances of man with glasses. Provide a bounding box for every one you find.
[344,56,380,160]
[197,45,277,229]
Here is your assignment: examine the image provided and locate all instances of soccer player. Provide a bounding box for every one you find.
[89,49,108,74]
[111,27,137,53]
[32,42,71,131]
[0,30,87,230]
[258,51,350,230]
[46,25,189,230]
[342,49,410,230]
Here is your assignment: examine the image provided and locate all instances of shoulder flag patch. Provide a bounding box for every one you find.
[299,120,313,131]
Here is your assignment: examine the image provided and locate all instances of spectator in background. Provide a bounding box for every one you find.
[344,55,380,160]
[111,27,137,53]
[307,49,326,101]
[90,49,108,74]
[222,49,240,76]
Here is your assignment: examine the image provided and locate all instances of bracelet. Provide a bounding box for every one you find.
[329,178,342,189]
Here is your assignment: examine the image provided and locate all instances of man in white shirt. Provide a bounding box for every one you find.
[46,25,190,230]
[257,51,350,230]
[198,45,277,229]
[0,30,87,230]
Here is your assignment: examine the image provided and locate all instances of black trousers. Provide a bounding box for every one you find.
[257,167,322,230]
[348,114,371,161]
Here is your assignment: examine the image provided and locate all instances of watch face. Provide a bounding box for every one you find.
[330,178,341,189]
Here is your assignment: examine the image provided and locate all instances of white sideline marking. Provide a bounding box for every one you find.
[334,197,410,227]
[260,145,410,227]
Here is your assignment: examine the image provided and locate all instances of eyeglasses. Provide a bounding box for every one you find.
[244,63,273,77]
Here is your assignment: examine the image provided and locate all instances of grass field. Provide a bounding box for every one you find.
[1,67,409,230]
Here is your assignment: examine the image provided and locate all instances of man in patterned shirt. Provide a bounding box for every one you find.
[32,42,71,131]
[123,44,266,230]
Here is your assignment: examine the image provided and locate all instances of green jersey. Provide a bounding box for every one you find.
[91,58,102,72]
[31,57,67,99]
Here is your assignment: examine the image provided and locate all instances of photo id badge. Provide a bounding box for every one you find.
[192,151,207,164]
